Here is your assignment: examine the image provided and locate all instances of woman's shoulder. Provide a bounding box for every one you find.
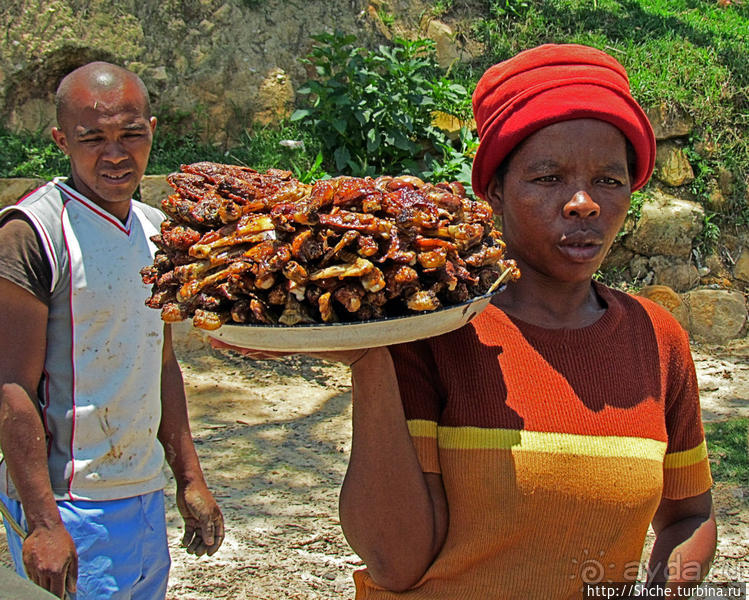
[598,283,691,347]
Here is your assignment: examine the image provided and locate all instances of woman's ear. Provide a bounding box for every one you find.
[486,175,503,215]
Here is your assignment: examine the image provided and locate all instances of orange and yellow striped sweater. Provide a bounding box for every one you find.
[354,283,712,600]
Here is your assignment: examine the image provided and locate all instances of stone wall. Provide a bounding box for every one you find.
[1,0,383,142]
[599,105,749,343]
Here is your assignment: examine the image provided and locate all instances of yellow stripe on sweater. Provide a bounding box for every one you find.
[663,440,708,469]
[407,419,438,438]
[407,422,667,461]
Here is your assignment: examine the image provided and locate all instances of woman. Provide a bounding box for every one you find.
[335,44,716,599]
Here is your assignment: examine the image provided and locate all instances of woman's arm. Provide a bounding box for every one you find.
[646,490,716,593]
[339,347,448,592]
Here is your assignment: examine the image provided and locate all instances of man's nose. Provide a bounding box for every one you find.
[563,190,600,219]
[102,141,128,163]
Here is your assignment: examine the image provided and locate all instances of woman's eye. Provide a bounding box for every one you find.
[598,177,623,186]
[534,175,559,183]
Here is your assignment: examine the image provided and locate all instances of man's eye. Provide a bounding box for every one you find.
[598,177,623,186]
[80,138,102,144]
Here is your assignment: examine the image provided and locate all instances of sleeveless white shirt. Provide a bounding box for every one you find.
[0,179,168,500]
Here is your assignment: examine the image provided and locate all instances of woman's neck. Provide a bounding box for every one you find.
[491,275,606,329]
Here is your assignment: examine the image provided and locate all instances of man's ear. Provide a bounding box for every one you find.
[51,127,68,155]
[149,116,157,135]
[486,175,503,216]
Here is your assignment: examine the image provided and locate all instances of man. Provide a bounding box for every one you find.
[0,61,224,599]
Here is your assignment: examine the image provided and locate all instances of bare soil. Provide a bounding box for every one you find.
[1,330,747,599]
[164,332,749,599]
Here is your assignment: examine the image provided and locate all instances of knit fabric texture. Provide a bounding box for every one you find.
[353,284,711,600]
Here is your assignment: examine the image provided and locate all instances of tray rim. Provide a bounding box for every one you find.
[205,289,501,351]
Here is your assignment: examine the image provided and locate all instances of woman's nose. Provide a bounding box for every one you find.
[563,190,600,219]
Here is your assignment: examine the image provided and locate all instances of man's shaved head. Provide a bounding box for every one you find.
[55,61,151,126]
[50,60,157,219]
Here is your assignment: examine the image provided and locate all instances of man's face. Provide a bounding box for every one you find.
[51,80,156,216]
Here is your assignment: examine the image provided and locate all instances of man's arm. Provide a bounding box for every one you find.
[646,490,717,593]
[158,324,224,556]
[0,278,77,599]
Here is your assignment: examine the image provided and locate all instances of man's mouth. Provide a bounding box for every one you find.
[101,171,132,183]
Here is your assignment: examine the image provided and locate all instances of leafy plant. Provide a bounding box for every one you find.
[0,127,68,179]
[698,212,721,254]
[421,127,478,191]
[291,151,329,184]
[627,190,647,220]
[683,139,716,201]
[291,31,468,177]
[377,8,395,28]
[431,0,454,17]
[489,0,532,19]
[705,418,749,488]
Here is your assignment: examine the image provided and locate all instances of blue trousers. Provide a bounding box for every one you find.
[1,490,170,600]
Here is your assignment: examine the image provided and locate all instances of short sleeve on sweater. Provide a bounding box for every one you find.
[0,214,52,304]
[388,340,444,474]
[660,326,713,500]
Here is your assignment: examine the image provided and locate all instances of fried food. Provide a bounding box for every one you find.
[142,162,520,329]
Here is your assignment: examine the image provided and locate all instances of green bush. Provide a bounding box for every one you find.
[0,127,68,179]
[291,31,470,179]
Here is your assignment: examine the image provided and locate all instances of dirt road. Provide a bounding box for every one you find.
[163,332,749,600]
[0,330,746,599]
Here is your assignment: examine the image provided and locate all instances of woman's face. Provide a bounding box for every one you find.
[486,119,632,286]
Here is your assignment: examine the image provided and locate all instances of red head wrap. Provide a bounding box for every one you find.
[471,44,656,200]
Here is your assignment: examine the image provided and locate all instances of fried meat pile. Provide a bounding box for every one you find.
[141,162,519,330]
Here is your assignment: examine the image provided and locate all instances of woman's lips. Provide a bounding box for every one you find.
[558,231,603,262]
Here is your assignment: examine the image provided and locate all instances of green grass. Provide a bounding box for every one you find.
[0,121,326,181]
[705,417,749,487]
[148,121,324,178]
[465,0,749,217]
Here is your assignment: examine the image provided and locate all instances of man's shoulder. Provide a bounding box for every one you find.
[0,181,68,240]
[131,199,165,228]
[2,180,65,218]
